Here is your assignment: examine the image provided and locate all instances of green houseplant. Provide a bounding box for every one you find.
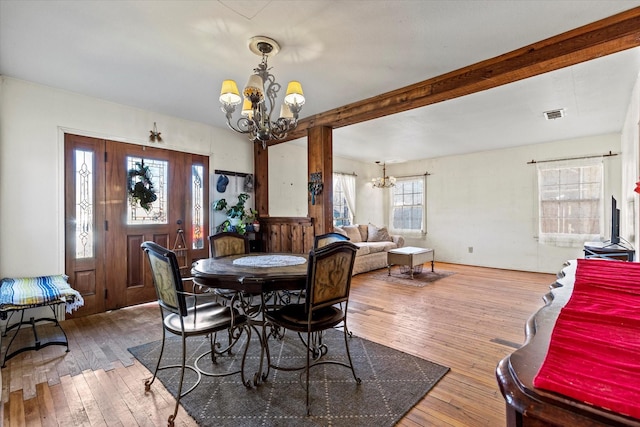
[213,193,250,233]
[244,208,260,232]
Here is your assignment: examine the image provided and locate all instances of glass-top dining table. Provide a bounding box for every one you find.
[191,253,309,385]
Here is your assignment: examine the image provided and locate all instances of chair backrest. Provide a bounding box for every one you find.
[208,232,250,258]
[305,241,358,312]
[141,241,187,316]
[313,232,350,249]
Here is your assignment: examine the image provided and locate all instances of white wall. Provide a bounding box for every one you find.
[267,147,389,226]
[0,77,252,277]
[391,135,621,273]
[268,141,309,217]
[271,134,623,273]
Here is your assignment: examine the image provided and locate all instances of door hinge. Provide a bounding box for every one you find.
[104,151,107,162]
[105,220,108,231]
[104,289,108,299]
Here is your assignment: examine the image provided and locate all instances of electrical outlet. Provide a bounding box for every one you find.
[468,246,473,253]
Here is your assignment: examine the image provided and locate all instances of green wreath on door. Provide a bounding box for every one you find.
[127,161,157,212]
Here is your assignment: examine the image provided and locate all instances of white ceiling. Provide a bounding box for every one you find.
[2,1,640,164]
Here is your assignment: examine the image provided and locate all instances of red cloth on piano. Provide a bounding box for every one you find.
[533,258,640,420]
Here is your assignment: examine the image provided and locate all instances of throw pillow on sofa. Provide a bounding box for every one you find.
[342,225,363,242]
[333,226,348,237]
[367,223,391,242]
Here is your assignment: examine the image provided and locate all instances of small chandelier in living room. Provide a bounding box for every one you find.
[372,161,396,188]
[219,36,305,149]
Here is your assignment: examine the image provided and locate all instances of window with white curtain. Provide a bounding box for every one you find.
[390,177,425,232]
[333,173,356,226]
[537,157,604,247]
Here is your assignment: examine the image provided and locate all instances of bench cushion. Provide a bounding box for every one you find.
[0,275,84,313]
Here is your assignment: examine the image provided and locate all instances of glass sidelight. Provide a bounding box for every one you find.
[192,164,204,250]
[74,150,94,259]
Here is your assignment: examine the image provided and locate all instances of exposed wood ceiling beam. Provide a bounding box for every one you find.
[274,7,640,144]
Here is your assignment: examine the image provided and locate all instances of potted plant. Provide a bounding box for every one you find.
[245,208,260,232]
[213,193,250,231]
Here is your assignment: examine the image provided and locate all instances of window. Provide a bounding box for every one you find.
[74,149,94,259]
[537,158,604,247]
[127,156,168,224]
[391,177,425,232]
[333,173,355,226]
[192,164,204,250]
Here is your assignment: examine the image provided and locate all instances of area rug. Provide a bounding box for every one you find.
[128,328,449,426]
[369,268,455,287]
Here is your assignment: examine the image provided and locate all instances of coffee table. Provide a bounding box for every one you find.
[387,246,434,279]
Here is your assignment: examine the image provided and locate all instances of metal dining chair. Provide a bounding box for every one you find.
[264,240,361,415]
[288,231,351,304]
[208,230,258,298]
[209,231,250,258]
[313,231,350,249]
[141,241,251,427]
[313,231,353,335]
[202,231,251,299]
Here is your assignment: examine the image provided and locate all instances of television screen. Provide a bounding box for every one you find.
[611,196,620,245]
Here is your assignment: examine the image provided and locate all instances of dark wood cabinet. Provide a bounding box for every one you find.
[496,262,640,426]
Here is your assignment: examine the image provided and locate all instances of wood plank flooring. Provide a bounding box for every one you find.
[1,262,556,426]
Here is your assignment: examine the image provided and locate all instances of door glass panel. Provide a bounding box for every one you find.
[127,156,168,224]
[192,165,204,249]
[75,149,94,259]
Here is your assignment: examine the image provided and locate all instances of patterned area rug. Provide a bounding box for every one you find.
[370,267,455,287]
[128,328,449,426]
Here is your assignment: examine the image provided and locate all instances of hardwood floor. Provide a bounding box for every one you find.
[1,262,556,426]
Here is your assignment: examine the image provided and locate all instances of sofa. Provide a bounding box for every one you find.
[334,224,405,275]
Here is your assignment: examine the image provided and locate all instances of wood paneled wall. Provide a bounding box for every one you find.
[261,217,314,254]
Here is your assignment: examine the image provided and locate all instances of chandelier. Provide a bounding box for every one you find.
[219,36,305,149]
[372,161,396,188]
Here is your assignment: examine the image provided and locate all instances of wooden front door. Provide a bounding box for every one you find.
[64,134,209,317]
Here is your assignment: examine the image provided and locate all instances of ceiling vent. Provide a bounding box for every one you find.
[543,109,565,120]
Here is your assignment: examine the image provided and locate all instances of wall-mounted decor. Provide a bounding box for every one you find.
[308,172,323,205]
[244,174,254,192]
[149,122,162,143]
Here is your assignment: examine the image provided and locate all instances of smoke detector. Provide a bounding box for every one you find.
[543,109,565,120]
